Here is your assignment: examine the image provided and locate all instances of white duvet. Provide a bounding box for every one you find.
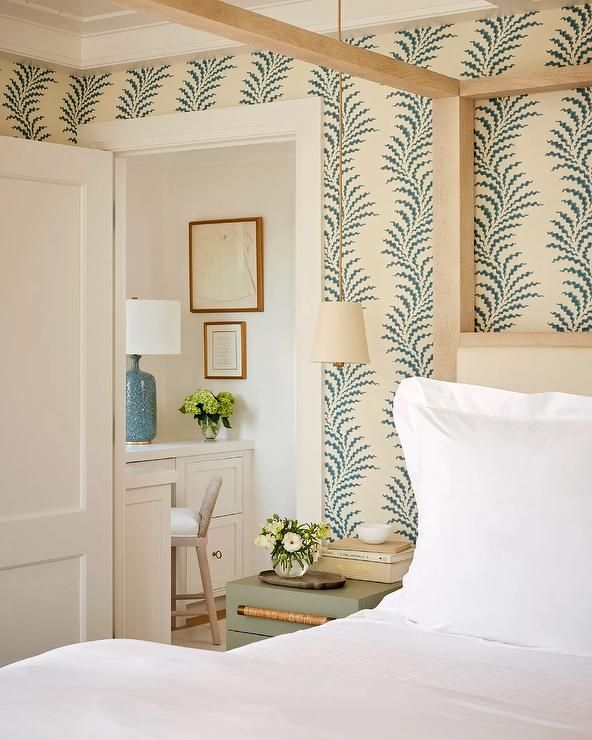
[1,605,591,740]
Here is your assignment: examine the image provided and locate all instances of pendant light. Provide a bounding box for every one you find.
[311,0,369,367]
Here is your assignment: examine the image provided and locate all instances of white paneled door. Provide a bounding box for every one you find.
[0,136,113,666]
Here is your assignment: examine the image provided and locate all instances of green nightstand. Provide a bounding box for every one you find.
[226,575,401,649]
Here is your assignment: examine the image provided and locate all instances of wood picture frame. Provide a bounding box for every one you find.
[189,217,263,313]
[204,321,247,380]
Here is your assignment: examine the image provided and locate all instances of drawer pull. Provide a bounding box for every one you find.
[237,605,334,627]
[212,550,223,559]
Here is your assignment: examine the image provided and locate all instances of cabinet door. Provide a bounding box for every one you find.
[187,514,243,594]
[124,485,171,644]
[180,457,243,517]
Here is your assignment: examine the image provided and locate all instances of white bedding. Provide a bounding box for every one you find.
[1,606,591,739]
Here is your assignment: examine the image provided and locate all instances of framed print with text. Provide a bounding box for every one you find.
[190,217,263,312]
[204,321,247,380]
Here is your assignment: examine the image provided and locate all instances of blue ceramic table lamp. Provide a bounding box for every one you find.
[126,298,181,445]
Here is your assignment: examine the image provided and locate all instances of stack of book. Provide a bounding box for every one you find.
[316,536,414,583]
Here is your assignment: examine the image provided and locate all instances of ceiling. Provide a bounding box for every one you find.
[0,0,583,69]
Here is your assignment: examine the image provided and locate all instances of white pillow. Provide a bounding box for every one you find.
[383,377,592,652]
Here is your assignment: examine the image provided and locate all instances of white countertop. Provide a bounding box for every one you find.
[125,439,255,463]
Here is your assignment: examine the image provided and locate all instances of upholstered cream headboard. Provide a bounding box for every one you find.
[457,348,592,395]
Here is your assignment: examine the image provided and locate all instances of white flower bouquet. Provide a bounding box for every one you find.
[255,514,331,578]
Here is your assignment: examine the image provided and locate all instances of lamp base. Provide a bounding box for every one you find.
[126,354,157,445]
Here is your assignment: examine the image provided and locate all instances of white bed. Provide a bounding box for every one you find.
[3,379,591,739]
[1,605,591,739]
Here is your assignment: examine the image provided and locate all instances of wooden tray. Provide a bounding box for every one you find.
[259,570,346,589]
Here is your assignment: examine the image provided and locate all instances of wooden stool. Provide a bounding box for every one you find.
[170,475,223,645]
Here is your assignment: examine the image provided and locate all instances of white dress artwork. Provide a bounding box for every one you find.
[196,223,256,302]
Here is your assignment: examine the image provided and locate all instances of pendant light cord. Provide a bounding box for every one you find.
[337,0,344,303]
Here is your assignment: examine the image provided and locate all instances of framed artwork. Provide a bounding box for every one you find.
[204,321,247,379]
[189,217,263,312]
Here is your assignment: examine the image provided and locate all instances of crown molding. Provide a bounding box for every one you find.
[0,0,494,70]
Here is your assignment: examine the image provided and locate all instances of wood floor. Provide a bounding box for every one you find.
[171,619,227,652]
[170,595,226,652]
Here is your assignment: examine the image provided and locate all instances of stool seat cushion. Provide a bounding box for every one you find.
[171,507,201,537]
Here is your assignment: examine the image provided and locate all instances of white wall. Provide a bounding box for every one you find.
[125,164,166,300]
[126,143,296,569]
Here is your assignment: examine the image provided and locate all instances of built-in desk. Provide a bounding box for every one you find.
[118,439,254,644]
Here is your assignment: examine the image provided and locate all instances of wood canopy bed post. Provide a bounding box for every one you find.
[110,0,592,380]
[432,96,474,381]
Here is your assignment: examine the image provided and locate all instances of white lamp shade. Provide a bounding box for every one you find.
[311,301,369,364]
[126,299,181,355]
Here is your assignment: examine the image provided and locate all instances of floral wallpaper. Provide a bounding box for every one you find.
[1,4,592,539]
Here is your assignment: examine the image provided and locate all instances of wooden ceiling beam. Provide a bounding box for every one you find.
[460,63,592,99]
[110,0,459,98]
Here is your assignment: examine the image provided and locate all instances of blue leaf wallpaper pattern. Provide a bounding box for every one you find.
[381,90,434,381]
[385,464,418,542]
[308,37,378,304]
[543,4,592,331]
[2,4,592,534]
[381,25,454,542]
[308,36,379,537]
[547,3,592,67]
[392,24,456,69]
[323,364,378,539]
[176,57,236,112]
[3,63,56,141]
[60,73,112,144]
[546,89,592,331]
[474,96,543,331]
[240,51,293,104]
[461,12,544,331]
[461,12,541,77]
[116,65,172,119]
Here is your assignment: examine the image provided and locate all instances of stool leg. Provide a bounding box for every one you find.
[196,545,221,646]
[171,546,177,631]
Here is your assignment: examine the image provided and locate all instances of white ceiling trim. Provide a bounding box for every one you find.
[4,0,136,24]
[0,14,82,67]
[0,0,499,70]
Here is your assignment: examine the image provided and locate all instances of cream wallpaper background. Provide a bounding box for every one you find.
[1,3,591,539]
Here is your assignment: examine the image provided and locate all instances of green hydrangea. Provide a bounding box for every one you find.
[179,388,235,423]
[218,397,233,417]
[203,395,219,415]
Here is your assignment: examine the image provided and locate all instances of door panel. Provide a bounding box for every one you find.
[0,556,83,666]
[0,136,113,666]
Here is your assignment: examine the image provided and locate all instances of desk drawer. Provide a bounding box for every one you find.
[226,579,401,638]
[186,514,242,594]
[178,456,243,517]
[226,588,343,638]
[126,459,175,474]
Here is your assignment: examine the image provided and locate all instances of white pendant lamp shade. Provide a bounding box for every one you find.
[311,301,369,364]
[126,299,181,355]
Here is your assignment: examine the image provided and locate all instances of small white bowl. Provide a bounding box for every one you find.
[356,523,393,545]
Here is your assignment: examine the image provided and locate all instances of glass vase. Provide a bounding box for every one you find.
[272,559,309,578]
[199,417,220,441]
